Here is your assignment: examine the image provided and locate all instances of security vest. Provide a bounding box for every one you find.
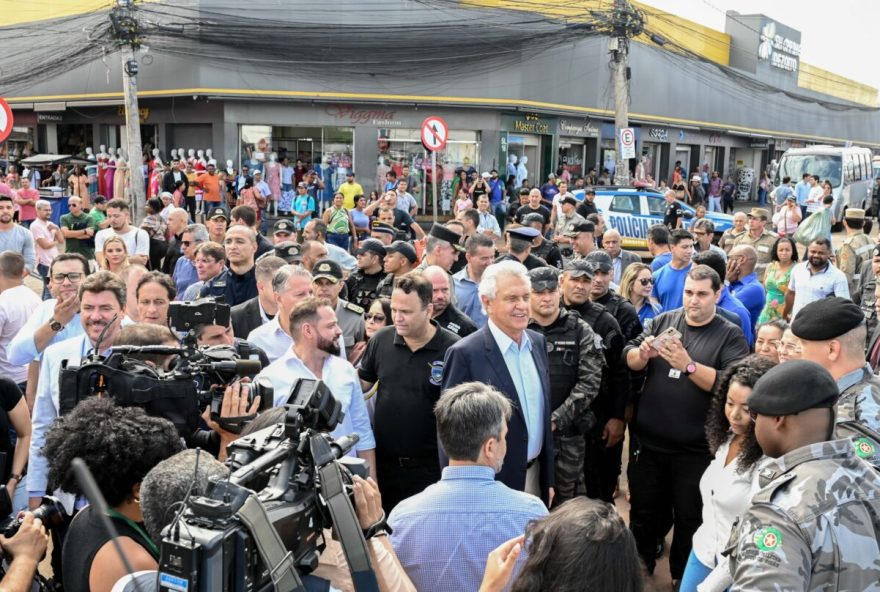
[539,310,583,411]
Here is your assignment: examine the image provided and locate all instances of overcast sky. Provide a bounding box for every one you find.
[640,0,879,90]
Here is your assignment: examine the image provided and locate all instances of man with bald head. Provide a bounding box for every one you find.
[602,229,640,285]
[423,265,476,337]
[59,195,99,262]
[727,244,766,329]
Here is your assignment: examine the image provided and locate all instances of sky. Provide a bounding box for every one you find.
[640,0,880,90]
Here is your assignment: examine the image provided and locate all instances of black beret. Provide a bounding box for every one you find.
[428,223,465,252]
[529,266,559,291]
[791,297,865,341]
[584,250,613,272]
[747,360,838,417]
[371,221,396,236]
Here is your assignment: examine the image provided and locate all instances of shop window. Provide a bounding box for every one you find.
[378,129,479,215]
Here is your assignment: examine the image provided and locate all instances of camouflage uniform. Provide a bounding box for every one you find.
[717,228,745,253]
[835,364,880,438]
[732,230,777,281]
[727,439,880,591]
[528,310,604,504]
[855,258,876,334]
[835,231,874,298]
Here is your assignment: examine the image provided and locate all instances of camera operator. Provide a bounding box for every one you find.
[0,512,49,592]
[43,397,182,592]
[256,296,376,477]
[29,270,127,512]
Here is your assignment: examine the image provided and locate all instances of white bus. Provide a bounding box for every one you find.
[775,145,873,227]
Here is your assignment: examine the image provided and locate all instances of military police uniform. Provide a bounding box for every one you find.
[435,303,477,337]
[726,361,880,592]
[345,239,388,310]
[733,209,777,281]
[834,210,874,297]
[336,299,366,351]
[717,227,746,252]
[527,267,604,504]
[531,237,564,269]
[856,253,878,337]
[494,252,547,271]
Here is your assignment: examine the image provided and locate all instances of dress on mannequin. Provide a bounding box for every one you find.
[318,156,335,203]
[98,149,110,197]
[376,156,389,192]
[114,158,129,202]
[264,156,282,202]
[105,158,117,200]
[87,163,99,200]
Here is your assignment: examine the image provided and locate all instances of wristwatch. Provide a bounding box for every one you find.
[362,513,393,540]
[48,318,64,332]
[683,361,697,376]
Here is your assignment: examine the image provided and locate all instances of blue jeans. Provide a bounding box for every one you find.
[326,232,350,252]
[758,188,767,206]
[37,263,51,300]
[679,549,714,592]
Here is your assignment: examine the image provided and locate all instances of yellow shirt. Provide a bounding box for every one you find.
[338,181,364,210]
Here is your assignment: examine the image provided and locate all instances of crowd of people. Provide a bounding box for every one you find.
[0,159,878,592]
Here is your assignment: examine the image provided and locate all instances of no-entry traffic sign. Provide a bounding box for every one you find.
[421,116,449,152]
[0,99,13,144]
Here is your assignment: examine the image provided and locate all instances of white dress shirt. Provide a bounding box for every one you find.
[247,316,346,364]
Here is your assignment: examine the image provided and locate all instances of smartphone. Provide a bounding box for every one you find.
[651,326,682,350]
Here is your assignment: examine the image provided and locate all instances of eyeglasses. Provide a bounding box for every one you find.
[52,272,84,283]
[364,313,386,323]
[181,240,193,246]
[780,342,803,355]
[638,278,653,286]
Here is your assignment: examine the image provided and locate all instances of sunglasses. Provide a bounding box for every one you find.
[52,272,84,283]
[364,313,386,323]
[638,278,653,286]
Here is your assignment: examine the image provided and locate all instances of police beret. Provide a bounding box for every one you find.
[371,221,396,236]
[429,223,465,252]
[564,258,594,278]
[273,241,302,263]
[529,266,559,291]
[209,207,229,220]
[564,221,596,237]
[584,250,613,272]
[506,226,541,241]
[387,240,418,264]
[313,258,343,283]
[273,219,295,234]
[521,213,546,226]
[791,296,865,341]
[747,360,838,417]
[357,238,387,258]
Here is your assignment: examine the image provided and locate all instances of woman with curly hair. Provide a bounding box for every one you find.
[679,354,776,592]
[479,497,643,592]
[44,398,182,592]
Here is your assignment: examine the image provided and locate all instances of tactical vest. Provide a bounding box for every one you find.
[543,311,583,411]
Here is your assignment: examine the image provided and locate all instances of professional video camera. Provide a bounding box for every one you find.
[157,379,380,592]
[58,298,272,436]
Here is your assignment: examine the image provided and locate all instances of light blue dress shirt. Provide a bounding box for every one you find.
[256,349,375,454]
[487,320,544,460]
[7,298,83,364]
[477,211,501,235]
[452,267,487,327]
[173,256,199,296]
[389,465,548,592]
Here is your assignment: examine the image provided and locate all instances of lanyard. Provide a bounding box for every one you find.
[105,508,160,558]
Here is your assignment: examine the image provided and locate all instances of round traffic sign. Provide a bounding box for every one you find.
[620,128,635,148]
[0,98,13,144]
[421,116,449,152]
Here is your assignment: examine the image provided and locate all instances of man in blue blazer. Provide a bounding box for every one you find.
[441,260,555,505]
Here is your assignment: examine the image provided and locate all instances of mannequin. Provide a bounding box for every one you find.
[225,159,235,176]
[318,155,334,204]
[507,154,517,181]
[170,149,178,162]
[264,153,282,208]
[114,156,129,202]
[376,155,389,191]
[635,155,647,184]
[187,149,196,168]
[196,149,207,170]
[205,149,214,164]
[515,155,528,189]
[86,147,96,162]
[105,148,117,200]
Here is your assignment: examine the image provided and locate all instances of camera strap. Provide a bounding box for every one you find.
[236,493,306,592]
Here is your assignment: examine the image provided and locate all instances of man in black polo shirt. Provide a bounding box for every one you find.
[575,188,599,219]
[221,225,258,306]
[423,265,477,337]
[663,189,684,230]
[358,271,460,513]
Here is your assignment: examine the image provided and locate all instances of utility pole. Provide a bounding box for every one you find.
[609,0,643,187]
[111,0,146,220]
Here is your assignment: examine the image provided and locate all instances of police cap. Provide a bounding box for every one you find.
[357,238,387,258]
[313,259,343,283]
[559,194,578,207]
[506,226,541,241]
[529,266,559,292]
[387,240,418,264]
[564,259,594,279]
[273,219,295,235]
[584,250,613,272]
[791,296,865,341]
[564,221,596,237]
[521,213,545,227]
[371,221,396,237]
[747,360,838,417]
[429,223,465,252]
[272,241,302,264]
[209,206,229,220]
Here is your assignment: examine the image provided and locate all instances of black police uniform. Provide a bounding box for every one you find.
[664,201,683,230]
[594,291,642,342]
[576,199,598,219]
[564,298,630,503]
[198,266,258,307]
[376,272,396,299]
[435,304,477,337]
[255,233,274,259]
[532,238,564,269]
[494,253,547,271]
[344,269,385,310]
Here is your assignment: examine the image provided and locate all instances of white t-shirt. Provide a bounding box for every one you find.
[0,284,42,383]
[95,226,150,257]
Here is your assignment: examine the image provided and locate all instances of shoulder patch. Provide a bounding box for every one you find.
[753,526,782,552]
[344,301,365,314]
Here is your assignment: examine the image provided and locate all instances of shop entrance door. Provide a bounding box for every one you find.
[509,134,541,189]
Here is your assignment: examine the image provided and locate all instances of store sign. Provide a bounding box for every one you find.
[648,127,668,141]
[510,113,551,134]
[708,133,722,145]
[750,140,770,149]
[757,21,800,73]
[37,113,63,123]
[558,119,598,138]
[116,106,150,123]
[324,104,402,127]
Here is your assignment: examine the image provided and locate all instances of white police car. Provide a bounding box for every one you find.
[590,187,734,250]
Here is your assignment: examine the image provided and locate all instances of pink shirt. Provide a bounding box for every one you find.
[15,188,39,221]
[30,217,59,267]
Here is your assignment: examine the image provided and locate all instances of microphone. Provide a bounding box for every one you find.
[207,359,263,376]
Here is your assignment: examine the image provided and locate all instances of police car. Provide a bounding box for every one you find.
[590,187,734,250]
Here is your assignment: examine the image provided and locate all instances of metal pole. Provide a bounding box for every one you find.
[431,150,438,223]
[613,0,631,187]
[117,0,145,220]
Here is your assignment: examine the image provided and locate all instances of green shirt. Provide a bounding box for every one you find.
[60,212,99,258]
[88,208,106,225]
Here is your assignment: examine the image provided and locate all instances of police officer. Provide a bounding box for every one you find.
[791,297,880,440]
[855,244,880,337]
[584,250,642,341]
[261,241,302,265]
[523,213,564,269]
[558,259,630,503]
[370,221,396,246]
[727,360,880,591]
[312,258,366,352]
[835,208,874,298]
[345,238,386,310]
[733,207,777,281]
[377,240,418,299]
[496,225,547,270]
[527,266,604,506]
[562,220,596,263]
[272,219,296,244]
